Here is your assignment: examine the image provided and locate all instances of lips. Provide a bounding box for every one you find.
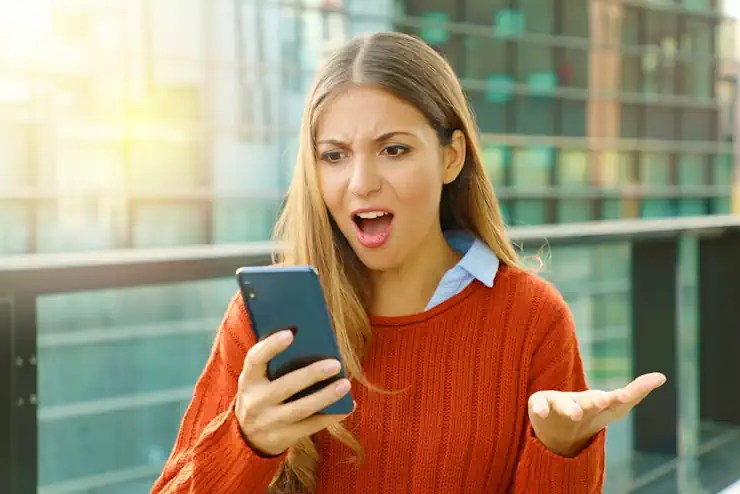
[351,209,394,248]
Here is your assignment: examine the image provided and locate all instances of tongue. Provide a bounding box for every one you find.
[358,215,393,234]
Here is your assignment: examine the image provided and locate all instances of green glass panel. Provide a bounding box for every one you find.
[711,153,733,185]
[420,12,450,45]
[642,152,671,188]
[494,9,525,37]
[132,204,209,248]
[515,200,547,225]
[558,200,591,223]
[600,152,635,188]
[37,279,235,489]
[683,0,711,10]
[213,198,282,243]
[712,198,731,214]
[519,0,554,34]
[513,147,553,188]
[0,203,30,254]
[679,199,706,216]
[602,200,623,220]
[482,144,510,186]
[677,154,705,186]
[558,150,589,188]
[642,199,674,218]
[485,74,514,103]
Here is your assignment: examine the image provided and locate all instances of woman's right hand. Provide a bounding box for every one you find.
[235,330,353,456]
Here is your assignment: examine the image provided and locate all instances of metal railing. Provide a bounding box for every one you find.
[2,215,740,493]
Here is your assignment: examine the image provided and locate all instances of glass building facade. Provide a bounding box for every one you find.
[0,0,738,492]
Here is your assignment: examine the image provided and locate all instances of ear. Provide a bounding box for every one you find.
[442,130,466,185]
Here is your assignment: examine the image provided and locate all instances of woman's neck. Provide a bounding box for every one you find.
[369,228,462,317]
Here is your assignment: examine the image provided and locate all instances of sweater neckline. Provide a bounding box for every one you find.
[369,279,487,330]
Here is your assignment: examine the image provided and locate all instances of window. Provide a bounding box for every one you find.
[643,11,680,96]
[467,77,511,134]
[561,100,587,137]
[677,154,708,216]
[513,146,554,188]
[681,108,715,141]
[515,95,556,135]
[620,104,642,139]
[518,0,554,35]
[641,152,673,218]
[644,106,678,140]
[679,18,715,99]
[560,48,589,90]
[561,0,589,39]
[682,0,713,12]
[558,150,589,188]
[481,144,511,187]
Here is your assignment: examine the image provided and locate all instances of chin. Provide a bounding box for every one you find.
[348,243,405,272]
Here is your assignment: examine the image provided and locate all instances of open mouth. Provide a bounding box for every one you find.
[352,211,394,234]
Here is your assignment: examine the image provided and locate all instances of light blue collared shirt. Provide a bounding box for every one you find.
[425,231,500,311]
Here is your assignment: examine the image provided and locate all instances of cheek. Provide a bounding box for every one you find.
[318,168,344,215]
[393,162,444,214]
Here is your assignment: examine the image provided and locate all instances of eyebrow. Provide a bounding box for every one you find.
[316,131,416,146]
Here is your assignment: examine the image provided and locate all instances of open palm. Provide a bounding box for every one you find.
[528,372,667,457]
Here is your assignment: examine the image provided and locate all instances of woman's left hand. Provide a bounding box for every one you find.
[528,372,667,457]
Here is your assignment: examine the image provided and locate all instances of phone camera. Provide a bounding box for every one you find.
[243,282,257,300]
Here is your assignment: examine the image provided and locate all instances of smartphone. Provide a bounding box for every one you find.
[235,265,353,415]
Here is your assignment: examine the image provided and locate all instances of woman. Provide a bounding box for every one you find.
[152,32,665,493]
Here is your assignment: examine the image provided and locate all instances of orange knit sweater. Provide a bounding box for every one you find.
[152,265,606,493]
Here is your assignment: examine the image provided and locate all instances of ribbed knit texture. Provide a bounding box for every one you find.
[152,265,605,493]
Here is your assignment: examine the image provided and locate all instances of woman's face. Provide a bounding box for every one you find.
[315,85,465,272]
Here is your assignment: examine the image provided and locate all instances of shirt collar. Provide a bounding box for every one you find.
[443,231,500,288]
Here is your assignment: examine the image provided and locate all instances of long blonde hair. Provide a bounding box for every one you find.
[269,31,521,492]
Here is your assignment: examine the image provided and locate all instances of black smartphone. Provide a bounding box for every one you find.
[235,265,354,415]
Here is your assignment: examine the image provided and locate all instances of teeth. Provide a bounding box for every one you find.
[356,211,388,219]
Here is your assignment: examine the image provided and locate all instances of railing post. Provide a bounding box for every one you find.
[0,291,38,494]
[1,294,12,494]
[631,237,679,457]
[699,230,740,426]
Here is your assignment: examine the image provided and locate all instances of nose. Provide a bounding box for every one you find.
[348,155,382,197]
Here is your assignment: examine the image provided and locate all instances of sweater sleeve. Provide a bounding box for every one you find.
[150,295,285,493]
[512,291,606,493]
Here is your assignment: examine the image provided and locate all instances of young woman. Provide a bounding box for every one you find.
[152,32,665,493]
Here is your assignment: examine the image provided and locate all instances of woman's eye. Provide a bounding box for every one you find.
[382,145,409,157]
[321,151,346,163]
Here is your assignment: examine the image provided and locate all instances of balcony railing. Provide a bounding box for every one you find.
[2,215,740,494]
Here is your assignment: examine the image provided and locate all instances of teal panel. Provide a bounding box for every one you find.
[641,199,674,218]
[678,199,705,216]
[677,154,705,186]
[513,146,553,187]
[558,199,591,223]
[420,12,450,45]
[482,144,510,187]
[602,200,623,220]
[515,200,547,225]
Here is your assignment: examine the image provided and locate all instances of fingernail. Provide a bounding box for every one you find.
[279,330,293,342]
[323,360,341,375]
[335,379,350,394]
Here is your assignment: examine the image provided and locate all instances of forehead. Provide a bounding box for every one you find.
[315,85,430,140]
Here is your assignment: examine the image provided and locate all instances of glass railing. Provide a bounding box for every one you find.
[2,217,740,494]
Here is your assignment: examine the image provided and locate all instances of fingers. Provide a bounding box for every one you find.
[271,359,344,404]
[529,392,551,419]
[271,378,352,423]
[529,391,583,420]
[239,330,294,387]
[617,372,667,406]
[572,389,615,412]
[286,408,353,439]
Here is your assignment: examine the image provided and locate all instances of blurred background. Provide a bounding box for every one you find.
[0,0,739,493]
